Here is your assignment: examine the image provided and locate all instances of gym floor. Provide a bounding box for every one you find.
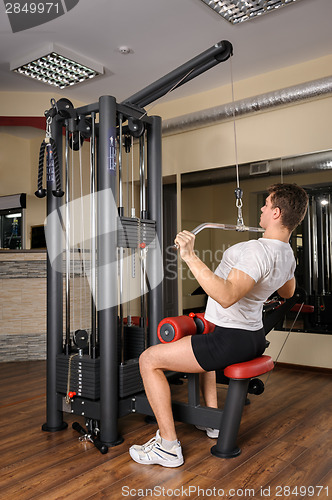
[0,361,331,499]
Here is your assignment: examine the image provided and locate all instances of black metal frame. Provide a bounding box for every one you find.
[42,115,67,433]
[41,97,164,446]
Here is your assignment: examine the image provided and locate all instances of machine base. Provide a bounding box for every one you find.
[42,421,68,432]
[210,444,241,459]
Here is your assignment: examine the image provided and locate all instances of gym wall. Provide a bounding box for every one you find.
[0,53,331,366]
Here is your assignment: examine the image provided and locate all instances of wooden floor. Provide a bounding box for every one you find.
[0,361,331,500]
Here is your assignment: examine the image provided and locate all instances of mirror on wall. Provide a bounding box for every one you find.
[0,209,23,249]
[0,193,26,250]
[180,150,332,335]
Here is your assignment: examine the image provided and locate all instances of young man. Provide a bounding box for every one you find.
[129,183,308,467]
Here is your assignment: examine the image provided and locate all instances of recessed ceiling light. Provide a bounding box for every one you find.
[200,0,303,25]
[10,43,104,89]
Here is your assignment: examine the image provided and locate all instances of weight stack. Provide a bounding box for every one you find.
[117,217,139,248]
[117,216,156,249]
[123,325,146,360]
[56,354,100,400]
[56,352,144,401]
[140,219,156,247]
[119,359,144,398]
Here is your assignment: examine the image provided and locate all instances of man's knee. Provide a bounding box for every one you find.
[139,346,155,373]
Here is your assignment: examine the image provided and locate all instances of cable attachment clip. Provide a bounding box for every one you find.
[45,116,52,144]
[235,187,244,227]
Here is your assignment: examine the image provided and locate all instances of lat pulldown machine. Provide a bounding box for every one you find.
[38,41,234,452]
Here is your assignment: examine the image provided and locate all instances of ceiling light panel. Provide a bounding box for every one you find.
[200,0,303,25]
[10,44,103,89]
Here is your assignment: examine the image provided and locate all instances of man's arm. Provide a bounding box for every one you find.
[175,230,256,309]
[277,277,296,299]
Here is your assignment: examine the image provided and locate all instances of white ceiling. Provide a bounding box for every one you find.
[0,0,332,107]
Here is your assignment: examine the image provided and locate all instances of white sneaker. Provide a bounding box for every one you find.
[129,430,184,467]
[195,425,219,439]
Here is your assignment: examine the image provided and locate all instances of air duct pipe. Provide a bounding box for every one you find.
[181,150,332,188]
[162,76,332,136]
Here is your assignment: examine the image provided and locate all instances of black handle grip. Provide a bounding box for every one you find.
[72,422,108,454]
[52,189,64,197]
[35,188,47,199]
[72,421,86,435]
[92,436,108,454]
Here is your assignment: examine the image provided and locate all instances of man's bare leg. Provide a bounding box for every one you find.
[139,335,205,441]
[200,371,218,408]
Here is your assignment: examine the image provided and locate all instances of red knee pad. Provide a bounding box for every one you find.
[158,315,197,343]
[189,312,215,334]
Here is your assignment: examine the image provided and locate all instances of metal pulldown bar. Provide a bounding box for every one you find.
[191,222,264,236]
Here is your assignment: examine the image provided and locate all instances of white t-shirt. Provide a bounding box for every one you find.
[204,238,296,331]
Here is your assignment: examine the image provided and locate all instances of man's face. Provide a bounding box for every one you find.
[260,194,275,229]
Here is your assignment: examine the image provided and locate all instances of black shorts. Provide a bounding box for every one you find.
[191,325,266,372]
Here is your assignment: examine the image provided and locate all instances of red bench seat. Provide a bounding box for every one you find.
[224,355,274,380]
